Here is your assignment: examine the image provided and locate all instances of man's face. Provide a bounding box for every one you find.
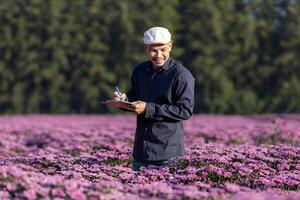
[144,42,172,68]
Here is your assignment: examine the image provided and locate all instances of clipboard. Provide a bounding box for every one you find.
[100,100,134,111]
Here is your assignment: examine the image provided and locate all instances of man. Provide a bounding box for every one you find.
[114,27,195,171]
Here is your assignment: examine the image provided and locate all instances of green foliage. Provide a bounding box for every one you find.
[0,0,299,114]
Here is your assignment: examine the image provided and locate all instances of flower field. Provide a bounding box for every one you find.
[0,114,300,200]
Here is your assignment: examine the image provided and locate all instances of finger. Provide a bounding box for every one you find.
[130,101,138,105]
[114,91,121,97]
[114,97,121,101]
[129,104,136,109]
[121,94,127,101]
[127,106,136,112]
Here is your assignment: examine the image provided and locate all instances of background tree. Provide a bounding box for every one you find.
[0,0,299,114]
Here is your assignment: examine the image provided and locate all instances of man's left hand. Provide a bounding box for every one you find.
[130,101,146,114]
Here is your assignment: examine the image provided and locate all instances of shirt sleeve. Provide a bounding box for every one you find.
[126,68,138,102]
[118,68,138,112]
[145,70,195,121]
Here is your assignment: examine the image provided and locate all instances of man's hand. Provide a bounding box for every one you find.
[130,101,146,114]
[113,91,127,101]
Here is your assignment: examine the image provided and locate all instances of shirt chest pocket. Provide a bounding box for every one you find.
[151,77,172,104]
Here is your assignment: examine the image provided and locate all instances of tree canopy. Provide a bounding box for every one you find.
[0,0,299,114]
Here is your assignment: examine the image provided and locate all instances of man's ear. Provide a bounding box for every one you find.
[144,44,149,53]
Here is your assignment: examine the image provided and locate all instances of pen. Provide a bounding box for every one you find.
[115,86,121,96]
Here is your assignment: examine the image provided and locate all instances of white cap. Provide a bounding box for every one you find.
[143,27,171,44]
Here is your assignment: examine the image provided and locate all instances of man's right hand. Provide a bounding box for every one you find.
[113,91,127,101]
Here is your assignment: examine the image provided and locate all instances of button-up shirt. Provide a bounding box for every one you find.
[126,58,195,161]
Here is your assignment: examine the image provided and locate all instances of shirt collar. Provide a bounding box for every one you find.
[161,57,172,70]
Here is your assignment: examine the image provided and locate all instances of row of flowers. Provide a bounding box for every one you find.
[0,115,299,199]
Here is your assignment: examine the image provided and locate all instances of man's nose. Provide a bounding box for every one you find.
[156,50,162,57]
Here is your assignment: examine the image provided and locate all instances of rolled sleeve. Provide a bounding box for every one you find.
[126,68,138,102]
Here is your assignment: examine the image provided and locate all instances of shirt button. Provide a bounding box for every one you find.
[145,128,147,130]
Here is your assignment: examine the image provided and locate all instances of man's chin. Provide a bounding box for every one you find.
[152,60,166,67]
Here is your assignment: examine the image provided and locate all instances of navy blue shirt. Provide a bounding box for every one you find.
[126,58,195,161]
